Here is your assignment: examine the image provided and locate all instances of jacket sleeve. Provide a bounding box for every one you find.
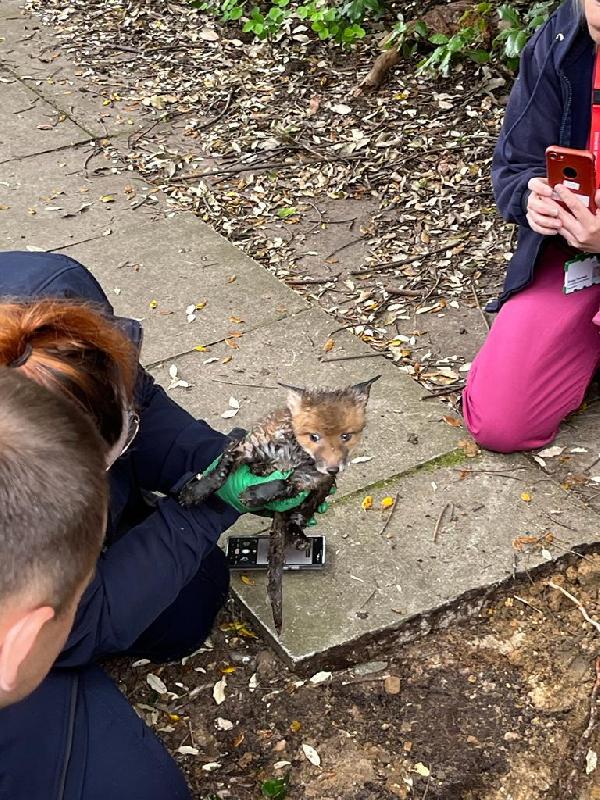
[491,20,563,227]
[56,494,239,666]
[128,368,230,494]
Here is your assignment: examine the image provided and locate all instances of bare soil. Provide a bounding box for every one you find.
[109,554,600,800]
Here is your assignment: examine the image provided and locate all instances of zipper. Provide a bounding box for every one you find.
[56,674,79,800]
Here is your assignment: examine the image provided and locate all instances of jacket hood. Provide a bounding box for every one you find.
[0,251,143,349]
[0,251,113,310]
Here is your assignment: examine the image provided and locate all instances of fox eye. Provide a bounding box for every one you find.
[309,433,320,443]
[340,432,353,442]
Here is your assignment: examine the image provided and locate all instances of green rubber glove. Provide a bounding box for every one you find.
[205,457,335,517]
[201,457,306,513]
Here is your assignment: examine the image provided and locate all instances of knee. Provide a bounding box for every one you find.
[462,393,535,453]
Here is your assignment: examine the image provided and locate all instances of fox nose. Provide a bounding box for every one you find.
[327,466,339,475]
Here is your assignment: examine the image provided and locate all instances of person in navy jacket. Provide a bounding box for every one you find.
[0,251,304,800]
[463,0,600,452]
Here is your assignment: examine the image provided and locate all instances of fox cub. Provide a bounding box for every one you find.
[179,376,380,632]
[179,375,380,514]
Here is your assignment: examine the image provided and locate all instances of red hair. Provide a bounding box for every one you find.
[0,300,138,447]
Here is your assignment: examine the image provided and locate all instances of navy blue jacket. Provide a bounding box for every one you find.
[489,0,595,311]
[0,251,239,665]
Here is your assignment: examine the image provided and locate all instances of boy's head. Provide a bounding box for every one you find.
[0,368,107,707]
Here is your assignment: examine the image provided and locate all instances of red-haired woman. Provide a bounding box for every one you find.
[0,251,303,800]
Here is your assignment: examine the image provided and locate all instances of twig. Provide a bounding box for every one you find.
[170,153,369,182]
[513,595,546,615]
[286,274,340,286]
[195,89,235,132]
[470,281,490,331]
[419,275,441,306]
[320,353,385,364]
[584,453,600,474]
[360,588,377,608]
[387,287,422,297]
[421,383,465,399]
[379,492,400,538]
[546,581,600,634]
[325,238,365,261]
[433,502,453,543]
[208,377,278,390]
[47,233,108,252]
[565,657,600,796]
[350,246,455,276]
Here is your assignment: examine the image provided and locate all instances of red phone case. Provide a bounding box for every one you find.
[546,146,596,213]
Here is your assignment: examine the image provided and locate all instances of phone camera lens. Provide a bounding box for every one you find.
[563,166,578,179]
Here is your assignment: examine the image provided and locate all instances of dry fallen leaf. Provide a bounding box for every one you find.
[442,415,462,428]
[149,299,158,309]
[309,671,332,685]
[213,676,227,705]
[414,762,430,777]
[323,337,335,352]
[384,675,401,694]
[361,495,374,511]
[458,438,480,458]
[520,492,532,502]
[177,745,199,756]
[381,496,395,510]
[240,574,255,586]
[290,720,302,733]
[146,673,167,694]
[302,743,321,766]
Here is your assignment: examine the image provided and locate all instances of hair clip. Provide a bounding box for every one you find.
[9,343,33,368]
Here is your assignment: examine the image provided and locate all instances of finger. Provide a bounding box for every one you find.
[528,194,561,218]
[528,177,552,196]
[527,214,561,236]
[559,228,580,248]
[528,208,561,229]
[557,206,585,239]
[555,185,594,223]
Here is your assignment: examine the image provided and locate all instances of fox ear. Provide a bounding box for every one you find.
[351,375,381,402]
[278,382,305,415]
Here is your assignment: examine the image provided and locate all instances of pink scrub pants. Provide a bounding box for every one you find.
[463,242,600,453]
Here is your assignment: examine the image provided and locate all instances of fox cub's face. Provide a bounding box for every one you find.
[282,376,380,475]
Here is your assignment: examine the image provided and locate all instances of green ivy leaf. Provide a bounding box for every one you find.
[261,775,289,799]
[469,48,490,63]
[277,206,298,218]
[429,32,449,45]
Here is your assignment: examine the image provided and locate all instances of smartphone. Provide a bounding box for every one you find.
[546,146,596,213]
[225,535,326,570]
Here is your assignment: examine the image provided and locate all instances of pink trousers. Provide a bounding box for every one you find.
[463,242,600,453]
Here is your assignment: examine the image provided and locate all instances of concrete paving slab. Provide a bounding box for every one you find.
[0,143,159,251]
[223,452,600,669]
[0,71,90,161]
[0,1,153,137]
[524,398,600,508]
[149,306,463,496]
[60,213,309,365]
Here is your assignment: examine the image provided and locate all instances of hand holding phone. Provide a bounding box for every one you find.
[546,146,596,213]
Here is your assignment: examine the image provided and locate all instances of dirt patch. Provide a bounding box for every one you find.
[107,555,600,800]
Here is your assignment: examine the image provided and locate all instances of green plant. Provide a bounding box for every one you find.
[296,0,367,44]
[387,14,428,58]
[261,774,289,799]
[494,1,560,68]
[242,0,290,38]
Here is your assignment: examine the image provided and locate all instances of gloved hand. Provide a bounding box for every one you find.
[204,457,333,520]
